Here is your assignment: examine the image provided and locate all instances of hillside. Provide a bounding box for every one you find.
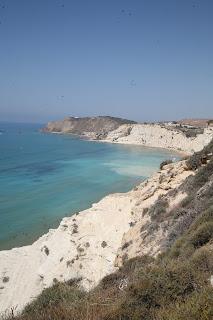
[42,116,136,139]
[2,140,213,320]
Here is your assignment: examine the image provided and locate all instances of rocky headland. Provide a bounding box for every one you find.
[42,116,136,140]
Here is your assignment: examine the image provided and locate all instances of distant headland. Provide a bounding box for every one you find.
[43,116,213,154]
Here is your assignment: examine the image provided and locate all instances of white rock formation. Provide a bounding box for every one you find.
[104,124,213,154]
[0,160,193,316]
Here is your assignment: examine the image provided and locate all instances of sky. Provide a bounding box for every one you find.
[0,0,212,123]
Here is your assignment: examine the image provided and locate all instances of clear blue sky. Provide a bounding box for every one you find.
[0,0,212,123]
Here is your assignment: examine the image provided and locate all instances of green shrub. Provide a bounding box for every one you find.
[190,246,213,273]
[186,153,202,170]
[23,282,85,316]
[149,198,169,220]
[186,138,213,171]
[189,222,213,248]
[191,162,213,190]
[156,288,213,320]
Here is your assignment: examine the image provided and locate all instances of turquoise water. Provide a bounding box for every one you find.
[0,123,178,250]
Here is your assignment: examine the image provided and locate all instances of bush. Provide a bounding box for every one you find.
[191,161,213,191]
[156,288,213,320]
[190,246,213,273]
[166,207,213,260]
[189,222,213,248]
[23,282,85,316]
[149,198,169,221]
[186,138,213,171]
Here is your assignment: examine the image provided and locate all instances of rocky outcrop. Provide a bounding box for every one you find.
[42,116,136,139]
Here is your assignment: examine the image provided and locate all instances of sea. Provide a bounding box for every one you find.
[0,122,179,250]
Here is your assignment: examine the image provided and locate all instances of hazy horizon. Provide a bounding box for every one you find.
[0,115,212,125]
[0,0,212,123]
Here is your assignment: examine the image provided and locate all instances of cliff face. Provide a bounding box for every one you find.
[115,160,193,267]
[105,124,213,153]
[116,141,213,266]
[43,116,136,139]
[43,117,213,154]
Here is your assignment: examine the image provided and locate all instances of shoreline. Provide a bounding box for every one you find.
[46,130,189,157]
[0,158,194,315]
[0,128,204,252]
[94,137,189,157]
[0,135,179,252]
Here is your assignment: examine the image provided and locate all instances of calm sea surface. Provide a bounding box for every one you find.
[0,122,179,250]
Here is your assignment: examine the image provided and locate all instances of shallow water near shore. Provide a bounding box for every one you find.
[0,122,179,250]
